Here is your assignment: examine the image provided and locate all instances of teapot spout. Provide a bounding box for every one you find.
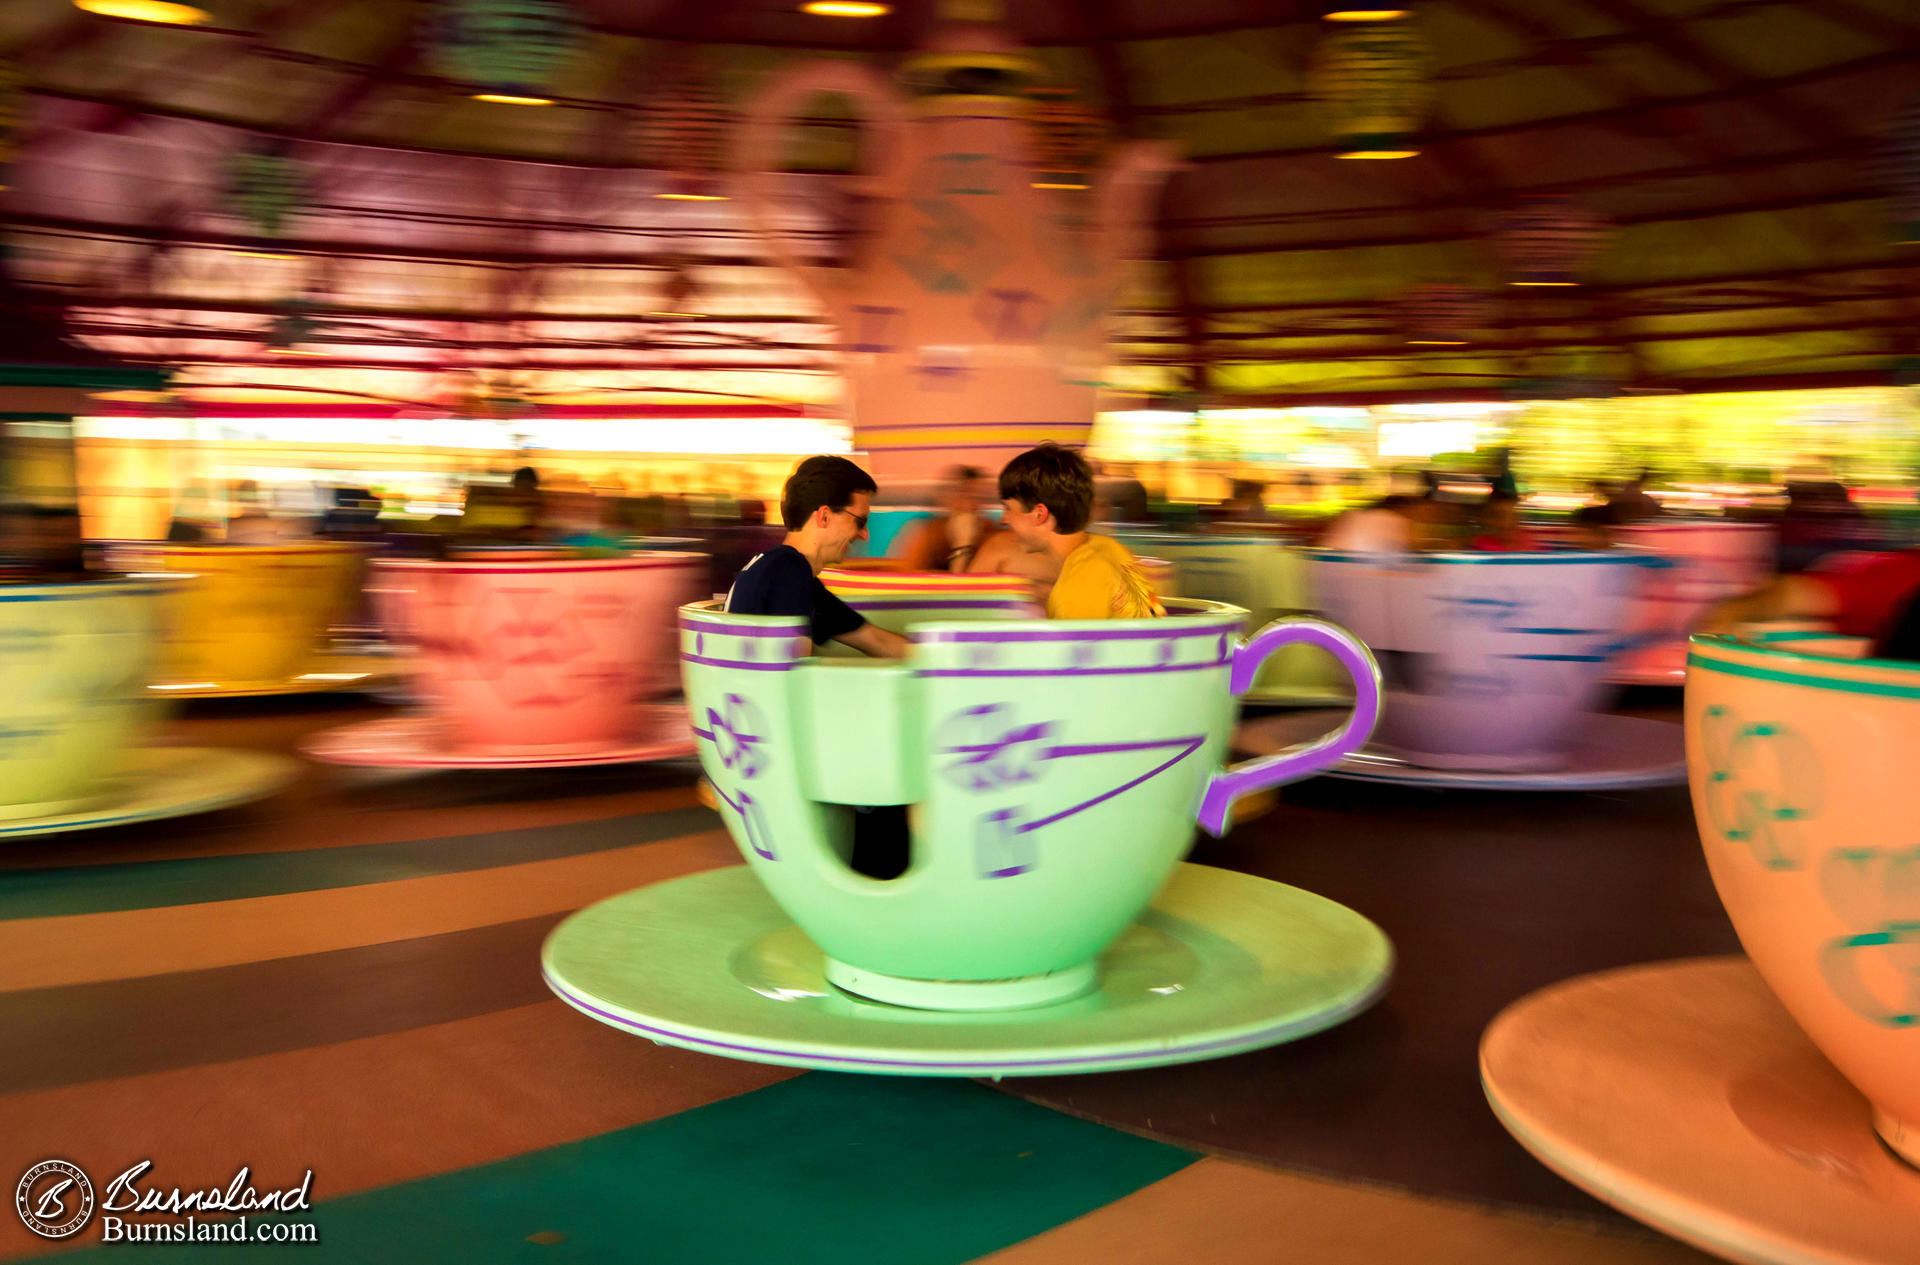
[1095,140,1183,279]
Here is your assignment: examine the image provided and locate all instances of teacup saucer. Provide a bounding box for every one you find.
[302,707,696,769]
[0,747,296,839]
[1607,641,1688,687]
[1234,711,1686,791]
[1481,957,1920,1265]
[541,862,1392,1077]
[148,651,403,699]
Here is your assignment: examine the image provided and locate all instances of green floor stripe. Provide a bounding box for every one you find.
[45,1074,1196,1264]
[0,807,715,922]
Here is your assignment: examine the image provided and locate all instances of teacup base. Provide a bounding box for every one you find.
[1375,743,1567,773]
[1483,957,1920,1265]
[1875,1108,1919,1171]
[823,958,1098,1013]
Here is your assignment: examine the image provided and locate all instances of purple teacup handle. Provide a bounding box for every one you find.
[1195,617,1383,837]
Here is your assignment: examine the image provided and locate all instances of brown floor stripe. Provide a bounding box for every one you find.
[0,913,571,1093]
[974,1157,1716,1265]
[0,1000,797,1259]
[0,834,736,992]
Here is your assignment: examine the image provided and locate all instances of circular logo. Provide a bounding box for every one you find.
[15,1161,95,1240]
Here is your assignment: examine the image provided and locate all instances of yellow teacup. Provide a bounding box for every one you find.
[120,542,373,690]
[0,579,163,819]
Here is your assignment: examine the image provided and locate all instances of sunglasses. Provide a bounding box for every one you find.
[833,506,869,532]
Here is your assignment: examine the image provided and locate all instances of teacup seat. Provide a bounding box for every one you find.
[543,596,1400,1075]
[1480,633,1920,1262]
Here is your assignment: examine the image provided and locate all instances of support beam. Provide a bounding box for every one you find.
[1578,0,1855,150]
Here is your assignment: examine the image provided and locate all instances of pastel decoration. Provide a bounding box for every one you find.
[1612,521,1776,684]
[1309,550,1652,771]
[1116,532,1350,702]
[112,541,374,690]
[1686,632,1920,1167]
[375,552,705,753]
[732,15,1178,483]
[680,596,1381,1011]
[0,579,164,820]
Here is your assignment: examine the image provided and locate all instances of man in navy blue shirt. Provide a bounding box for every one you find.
[724,456,911,878]
[726,455,908,657]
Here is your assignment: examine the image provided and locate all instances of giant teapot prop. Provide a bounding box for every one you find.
[733,7,1178,484]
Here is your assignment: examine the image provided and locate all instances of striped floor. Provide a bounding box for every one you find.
[0,697,1721,1263]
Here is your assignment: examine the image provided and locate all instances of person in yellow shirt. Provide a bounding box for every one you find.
[997,444,1164,620]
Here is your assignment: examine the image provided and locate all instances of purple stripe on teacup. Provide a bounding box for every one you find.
[918,659,1229,678]
[918,622,1239,644]
[843,599,1036,611]
[681,621,808,638]
[681,655,795,672]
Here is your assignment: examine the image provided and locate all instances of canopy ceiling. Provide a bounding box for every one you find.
[1,0,1915,412]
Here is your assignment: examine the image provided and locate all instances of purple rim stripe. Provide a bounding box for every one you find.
[542,964,1390,1072]
[918,622,1239,644]
[863,442,1087,453]
[844,599,1035,611]
[858,421,1093,433]
[681,654,794,672]
[683,623,809,638]
[919,660,1228,678]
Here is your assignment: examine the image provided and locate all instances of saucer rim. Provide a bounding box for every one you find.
[541,862,1394,1077]
[1481,956,1920,1265]
[0,746,296,838]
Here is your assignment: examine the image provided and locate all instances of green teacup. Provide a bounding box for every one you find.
[0,579,163,820]
[680,597,1381,1011]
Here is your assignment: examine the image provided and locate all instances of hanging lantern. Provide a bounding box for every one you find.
[225,143,308,238]
[640,60,729,201]
[1399,281,1488,345]
[1308,18,1432,159]
[265,297,323,356]
[649,259,703,319]
[0,60,21,179]
[1492,196,1610,287]
[1026,85,1106,190]
[1883,97,1920,246]
[430,0,582,105]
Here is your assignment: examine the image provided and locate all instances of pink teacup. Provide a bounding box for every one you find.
[372,552,704,753]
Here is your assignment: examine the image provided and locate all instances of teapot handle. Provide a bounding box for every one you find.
[1195,617,1382,837]
[732,59,912,319]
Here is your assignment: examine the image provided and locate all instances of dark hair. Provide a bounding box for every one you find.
[1484,488,1518,507]
[998,444,1094,534]
[511,466,539,492]
[780,455,877,531]
[947,465,982,484]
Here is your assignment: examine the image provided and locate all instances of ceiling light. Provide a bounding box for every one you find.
[1407,339,1467,346]
[1031,180,1089,190]
[802,1,890,15]
[473,92,554,105]
[1509,280,1579,287]
[1338,150,1419,159]
[1324,8,1410,20]
[72,0,211,24]
[655,192,728,201]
